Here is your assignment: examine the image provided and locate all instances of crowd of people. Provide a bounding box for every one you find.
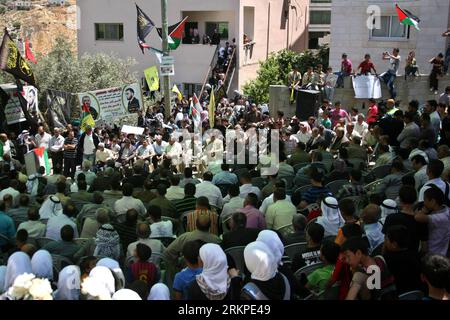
[1,52,450,301]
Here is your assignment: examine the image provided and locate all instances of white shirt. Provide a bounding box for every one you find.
[150,221,174,238]
[1,140,11,157]
[114,196,147,216]
[165,142,183,158]
[35,132,51,149]
[239,183,262,200]
[126,238,165,263]
[260,193,293,215]
[49,135,65,153]
[0,187,20,207]
[414,165,428,191]
[166,185,185,201]
[195,180,224,208]
[354,121,369,138]
[136,145,154,158]
[418,178,450,202]
[153,141,168,155]
[83,134,96,155]
[221,196,245,219]
[45,214,78,241]
[18,220,46,238]
[96,148,114,163]
[292,132,311,144]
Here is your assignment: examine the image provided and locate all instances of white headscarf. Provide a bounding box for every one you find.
[196,243,229,300]
[39,195,63,219]
[364,223,385,254]
[380,199,398,222]
[0,266,6,294]
[112,289,142,300]
[244,241,278,282]
[256,230,284,265]
[4,252,32,291]
[147,283,170,300]
[81,266,116,300]
[54,266,80,300]
[318,197,345,236]
[31,250,53,280]
[96,258,125,290]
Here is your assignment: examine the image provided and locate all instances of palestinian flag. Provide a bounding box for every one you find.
[25,38,37,64]
[396,4,420,31]
[33,147,51,175]
[157,17,189,50]
[80,102,95,133]
[136,4,155,53]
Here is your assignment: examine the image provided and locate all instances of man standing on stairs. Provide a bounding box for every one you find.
[380,48,401,99]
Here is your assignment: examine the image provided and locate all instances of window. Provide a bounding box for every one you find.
[183,83,202,97]
[95,23,124,41]
[370,16,407,39]
[205,22,229,40]
[310,11,331,25]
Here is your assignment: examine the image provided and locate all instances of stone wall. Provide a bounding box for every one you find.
[269,75,450,119]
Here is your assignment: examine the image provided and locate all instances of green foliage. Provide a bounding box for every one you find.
[12,21,21,29]
[243,45,329,104]
[0,5,6,14]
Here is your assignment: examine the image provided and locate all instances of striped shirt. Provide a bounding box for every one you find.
[186,209,219,235]
[302,186,332,204]
[64,137,78,159]
[336,183,366,200]
[174,196,197,218]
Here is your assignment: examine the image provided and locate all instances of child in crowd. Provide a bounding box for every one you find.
[173,240,204,300]
[127,243,159,287]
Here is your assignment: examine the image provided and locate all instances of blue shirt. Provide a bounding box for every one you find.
[173,267,203,299]
[212,170,238,185]
[0,211,16,247]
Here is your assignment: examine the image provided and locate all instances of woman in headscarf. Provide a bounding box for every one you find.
[96,257,125,290]
[379,199,398,225]
[148,283,170,300]
[112,289,142,300]
[187,243,240,300]
[317,197,345,237]
[325,159,349,183]
[241,241,291,300]
[54,266,81,300]
[39,195,63,220]
[31,250,53,282]
[4,252,32,292]
[81,266,116,300]
[93,224,121,261]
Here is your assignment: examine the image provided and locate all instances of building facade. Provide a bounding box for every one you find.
[329,0,450,74]
[308,0,331,49]
[76,0,309,96]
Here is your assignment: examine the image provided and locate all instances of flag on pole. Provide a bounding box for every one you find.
[209,87,215,129]
[157,17,189,50]
[80,102,95,132]
[190,94,202,131]
[149,47,163,63]
[0,28,38,88]
[172,84,182,101]
[25,38,37,64]
[33,147,51,175]
[144,66,160,91]
[136,4,155,53]
[396,4,420,31]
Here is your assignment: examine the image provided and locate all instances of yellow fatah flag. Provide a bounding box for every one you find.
[172,84,183,101]
[209,88,215,128]
[144,66,160,91]
[80,114,95,133]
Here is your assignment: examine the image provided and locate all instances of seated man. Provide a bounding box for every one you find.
[300,170,332,208]
[80,207,110,239]
[17,207,46,238]
[147,205,175,239]
[221,212,261,250]
[126,222,165,264]
[335,169,366,200]
[149,185,177,218]
[292,223,325,271]
[186,197,219,235]
[265,188,296,230]
[173,241,203,300]
[43,225,82,262]
[283,214,307,246]
[374,160,404,200]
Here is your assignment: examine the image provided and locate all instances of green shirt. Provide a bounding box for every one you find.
[307,264,334,292]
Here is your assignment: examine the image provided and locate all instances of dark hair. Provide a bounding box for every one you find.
[291,191,302,207]
[136,243,152,261]
[157,184,167,196]
[307,223,325,244]
[63,202,78,218]
[401,175,415,187]
[424,186,445,206]
[310,170,323,183]
[273,188,286,201]
[409,99,419,110]
[61,225,75,242]
[77,173,86,182]
[126,88,135,95]
[77,180,87,191]
[126,209,139,223]
[203,172,213,182]
[221,163,230,171]
[421,254,450,289]
[122,183,134,196]
[292,214,307,231]
[411,154,427,166]
[391,159,404,172]
[350,169,362,182]
[111,178,121,191]
[341,236,369,255]
[56,181,66,193]
[245,193,259,207]
[93,192,103,204]
[339,198,355,217]
[184,183,196,196]
[385,225,409,249]
[182,240,203,265]
[27,207,40,221]
[228,184,240,197]
[79,256,98,275]
[184,167,193,178]
[16,229,28,243]
[274,179,286,189]
[239,172,251,182]
[147,205,162,220]
[297,142,306,151]
[196,196,210,209]
[170,175,180,186]
[341,224,362,239]
[136,222,150,239]
[321,241,341,264]
[427,159,444,178]
[19,194,29,207]
[399,185,417,205]
[232,212,247,229]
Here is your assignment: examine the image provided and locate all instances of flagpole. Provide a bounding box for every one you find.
[161,0,171,121]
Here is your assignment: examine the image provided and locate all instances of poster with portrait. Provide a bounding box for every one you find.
[1,84,39,125]
[77,83,143,124]
[352,75,382,99]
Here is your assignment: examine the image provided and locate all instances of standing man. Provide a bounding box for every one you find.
[323,67,338,102]
[380,48,401,99]
[48,128,65,172]
[77,125,99,167]
[63,130,78,179]
[288,65,302,104]
[34,126,51,150]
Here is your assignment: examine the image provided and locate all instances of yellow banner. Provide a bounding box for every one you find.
[209,88,215,128]
[144,66,159,91]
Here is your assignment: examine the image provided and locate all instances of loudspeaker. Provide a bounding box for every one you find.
[296,89,320,120]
